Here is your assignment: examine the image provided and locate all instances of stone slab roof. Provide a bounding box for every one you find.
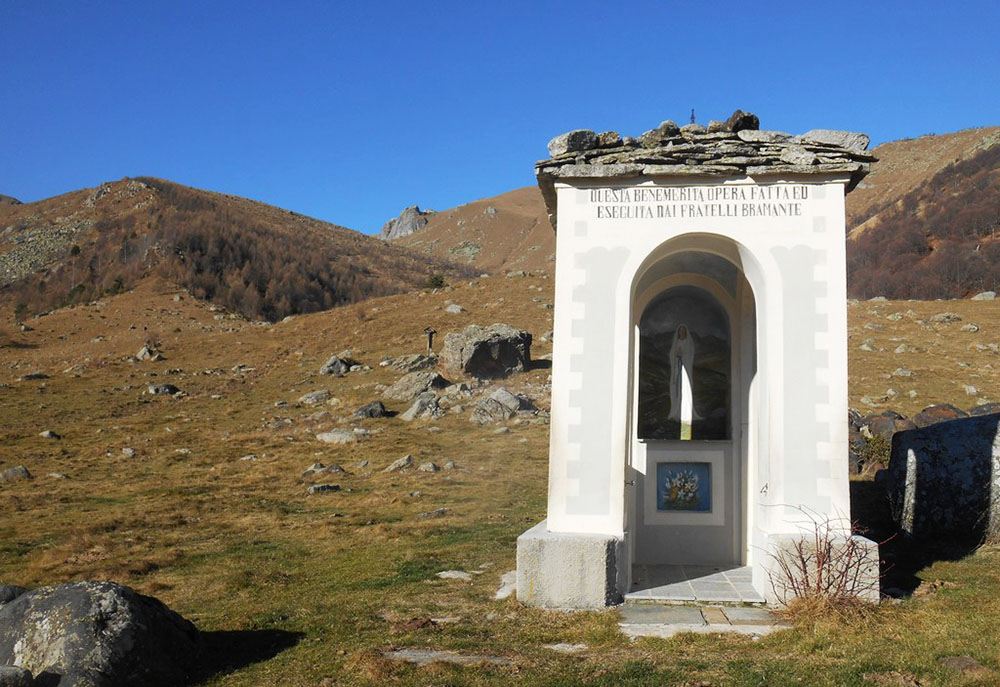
[535,110,876,231]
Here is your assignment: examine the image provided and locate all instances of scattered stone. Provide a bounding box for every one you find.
[505,270,526,278]
[0,467,31,483]
[444,304,464,314]
[308,484,340,494]
[418,462,439,473]
[894,344,916,354]
[382,648,511,667]
[470,387,535,425]
[47,473,70,480]
[442,324,532,379]
[960,323,980,332]
[886,312,904,321]
[146,384,180,395]
[383,353,437,373]
[891,367,913,377]
[495,570,517,600]
[400,392,443,421]
[443,460,456,470]
[0,581,199,687]
[238,454,258,462]
[136,346,165,362]
[298,390,332,406]
[382,371,451,402]
[301,462,347,479]
[316,430,356,444]
[859,343,878,352]
[965,385,979,396]
[544,643,588,654]
[971,291,996,301]
[418,508,450,519]
[319,355,350,376]
[39,430,60,440]
[383,455,413,473]
[930,312,962,324]
[492,426,511,435]
[354,401,389,419]
[912,404,968,428]
[357,459,370,468]
[436,570,472,582]
[121,447,136,458]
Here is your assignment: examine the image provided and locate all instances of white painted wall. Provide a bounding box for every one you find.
[545,176,852,568]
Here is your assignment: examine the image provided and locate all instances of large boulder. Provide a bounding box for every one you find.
[470,387,536,425]
[0,581,199,687]
[443,324,531,380]
[319,355,350,376]
[886,413,1000,541]
[382,371,450,402]
[378,206,434,240]
[912,403,968,428]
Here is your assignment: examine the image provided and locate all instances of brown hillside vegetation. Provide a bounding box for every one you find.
[2,276,1000,685]
[0,178,471,321]
[393,186,555,274]
[847,139,1000,298]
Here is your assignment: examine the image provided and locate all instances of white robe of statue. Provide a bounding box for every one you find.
[667,324,701,423]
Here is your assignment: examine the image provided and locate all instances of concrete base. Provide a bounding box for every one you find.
[516,520,624,609]
[757,532,880,604]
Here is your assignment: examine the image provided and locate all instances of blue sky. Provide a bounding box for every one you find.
[2,0,997,234]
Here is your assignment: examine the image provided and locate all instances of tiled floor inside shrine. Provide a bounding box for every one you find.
[625,565,766,604]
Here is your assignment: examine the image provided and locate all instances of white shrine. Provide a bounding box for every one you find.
[517,113,880,607]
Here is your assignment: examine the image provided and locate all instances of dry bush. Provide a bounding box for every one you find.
[768,511,880,608]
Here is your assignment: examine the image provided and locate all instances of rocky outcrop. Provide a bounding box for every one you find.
[0,580,199,687]
[0,194,21,206]
[886,413,1000,541]
[442,324,531,379]
[470,387,536,425]
[382,371,451,402]
[378,206,435,240]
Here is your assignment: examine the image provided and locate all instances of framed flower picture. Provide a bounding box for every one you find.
[656,461,712,512]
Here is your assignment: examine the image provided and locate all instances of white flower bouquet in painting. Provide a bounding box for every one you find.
[662,468,701,510]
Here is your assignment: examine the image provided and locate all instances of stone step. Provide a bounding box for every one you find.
[618,603,789,639]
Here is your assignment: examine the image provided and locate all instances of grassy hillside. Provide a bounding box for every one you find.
[0,178,471,321]
[1,275,998,685]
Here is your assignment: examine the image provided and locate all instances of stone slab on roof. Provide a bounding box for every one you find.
[536,110,876,231]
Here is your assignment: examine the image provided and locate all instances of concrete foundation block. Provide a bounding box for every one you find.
[516,520,624,609]
[759,531,880,604]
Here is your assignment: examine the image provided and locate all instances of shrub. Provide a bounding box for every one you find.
[425,273,446,289]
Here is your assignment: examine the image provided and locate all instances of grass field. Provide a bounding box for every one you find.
[2,277,999,685]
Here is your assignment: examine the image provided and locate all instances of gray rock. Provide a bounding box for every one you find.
[39,430,60,440]
[547,130,598,157]
[0,466,31,482]
[136,346,164,361]
[383,455,413,473]
[706,120,726,133]
[379,205,434,240]
[724,110,760,132]
[912,404,968,428]
[0,581,199,687]
[319,355,350,376]
[417,462,439,473]
[960,323,980,332]
[418,507,450,519]
[442,324,531,379]
[308,484,340,494]
[316,430,356,444]
[353,401,389,419]
[797,129,870,151]
[595,130,622,147]
[444,304,463,314]
[965,385,978,396]
[737,129,792,143]
[930,312,962,324]
[972,291,996,301]
[436,570,472,582]
[891,367,914,377]
[680,123,707,136]
[470,387,535,425]
[121,447,136,458]
[443,460,456,470]
[382,648,510,666]
[779,146,818,166]
[400,392,443,421]
[298,390,332,406]
[657,120,681,136]
[0,587,27,606]
[383,354,437,373]
[382,371,450,402]
[886,413,1000,540]
[146,384,179,395]
[301,462,347,479]
[0,665,32,687]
